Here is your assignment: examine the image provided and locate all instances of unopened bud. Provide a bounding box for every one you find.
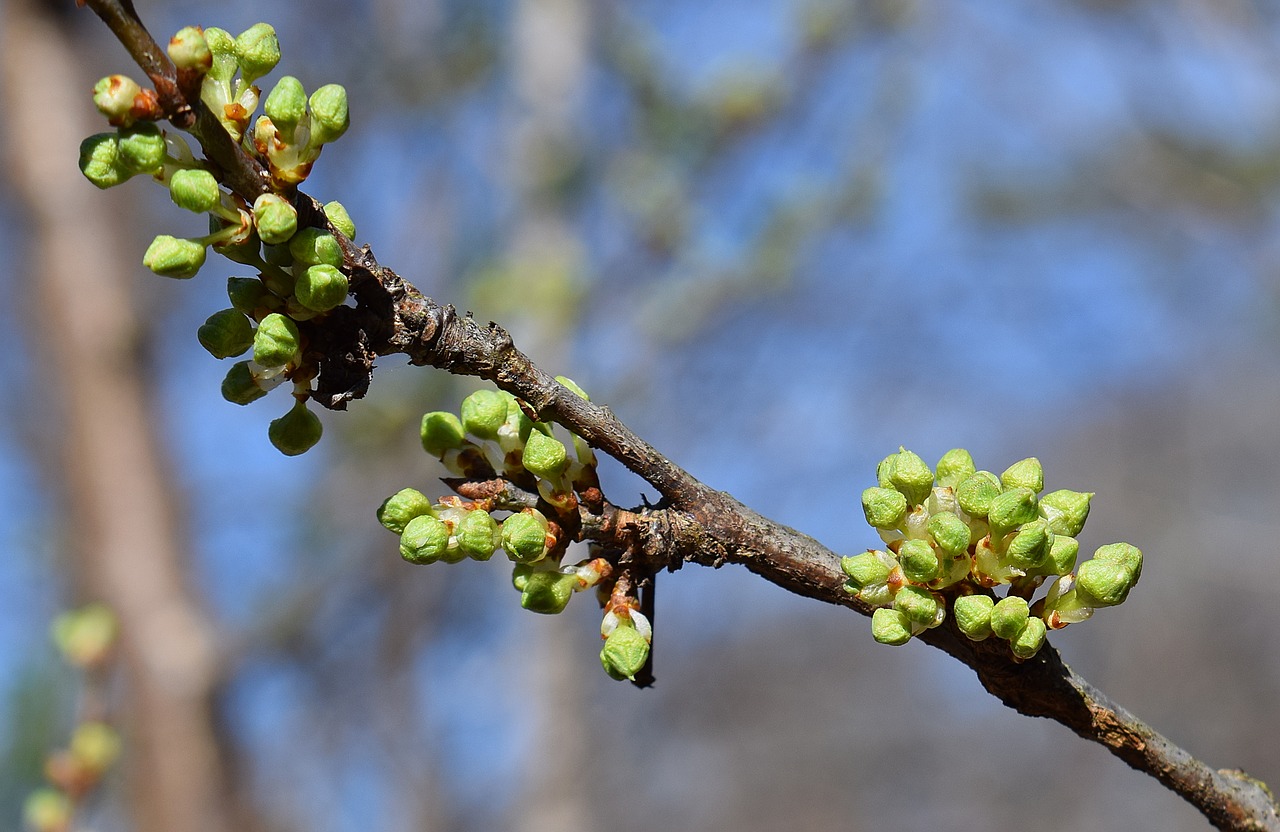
[1005,518,1052,571]
[500,510,551,563]
[169,168,221,213]
[143,235,206,279]
[420,411,466,457]
[252,312,301,368]
[1000,457,1044,494]
[897,539,939,583]
[600,624,650,681]
[927,511,970,554]
[93,74,143,125]
[990,596,1030,641]
[116,122,166,174]
[400,514,450,565]
[935,448,976,489]
[234,23,281,84]
[308,84,350,145]
[893,584,939,626]
[377,488,434,534]
[840,551,892,591]
[264,75,307,139]
[79,133,130,189]
[253,193,298,244]
[324,200,356,239]
[268,399,322,456]
[987,487,1038,537]
[169,26,212,72]
[887,447,934,506]
[295,264,349,312]
[70,722,121,775]
[520,571,577,614]
[522,430,569,479]
[227,276,270,314]
[1075,547,1141,607]
[197,308,253,359]
[955,471,1001,519]
[871,607,913,645]
[457,509,500,560]
[203,26,238,82]
[221,360,268,405]
[51,603,117,668]
[1039,489,1094,537]
[289,227,343,267]
[861,486,907,530]
[1011,616,1047,659]
[460,389,509,439]
[953,594,994,641]
[23,789,71,832]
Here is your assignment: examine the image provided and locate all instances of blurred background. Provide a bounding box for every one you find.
[2,0,1280,829]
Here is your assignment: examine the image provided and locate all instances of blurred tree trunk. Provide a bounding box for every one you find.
[0,3,251,831]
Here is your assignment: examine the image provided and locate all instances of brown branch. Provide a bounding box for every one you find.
[78,2,1280,829]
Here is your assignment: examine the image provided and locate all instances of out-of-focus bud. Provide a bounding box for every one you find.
[220,361,269,405]
[457,509,500,560]
[264,75,307,139]
[935,448,976,490]
[955,471,1001,519]
[289,228,343,267]
[871,607,913,646]
[70,722,121,775]
[308,84,350,145]
[600,624,650,681]
[861,486,907,530]
[377,488,434,534]
[500,510,552,563]
[1039,489,1094,537]
[92,74,143,125]
[23,789,71,832]
[51,603,117,668]
[78,133,130,189]
[295,264,349,312]
[169,168,221,213]
[234,23,281,84]
[897,539,939,584]
[197,308,254,359]
[324,200,356,239]
[169,26,212,73]
[556,375,590,400]
[400,514,450,565]
[252,312,301,368]
[1000,457,1044,494]
[143,235,206,279]
[953,594,994,641]
[252,193,298,244]
[420,411,466,457]
[1011,616,1047,659]
[268,399,322,456]
[990,596,1030,641]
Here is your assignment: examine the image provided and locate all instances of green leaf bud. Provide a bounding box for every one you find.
[79,132,130,189]
[168,168,221,213]
[264,75,307,138]
[871,607,913,646]
[252,193,298,244]
[1011,616,1047,659]
[252,312,301,367]
[227,277,269,314]
[520,571,577,614]
[460,389,509,439]
[1041,534,1079,577]
[1000,457,1044,494]
[1092,541,1143,578]
[203,27,238,82]
[897,539,939,583]
[116,122,167,173]
[1039,489,1094,537]
[295,264,349,312]
[523,430,569,479]
[23,789,71,832]
[143,235,206,279]
[954,594,995,641]
[457,509,500,560]
[500,511,551,563]
[955,471,1002,518]
[197,308,253,359]
[308,83,351,145]
[376,488,434,534]
[926,512,970,555]
[861,486,907,530]
[93,74,142,125]
[1006,518,1052,571]
[555,375,590,400]
[990,596,1030,641]
[987,487,1038,537]
[1076,556,1140,607]
[234,23,281,84]
[268,399,322,456]
[840,552,892,591]
[600,625,650,681]
[324,200,356,239]
[70,721,121,774]
[168,26,212,73]
[288,227,343,267]
[935,448,977,489]
[893,584,939,626]
[400,514,450,565]
[887,447,934,506]
[220,361,268,405]
[420,411,466,457]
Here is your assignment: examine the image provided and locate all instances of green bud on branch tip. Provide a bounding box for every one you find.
[840,551,892,591]
[268,399,322,456]
[460,389,509,439]
[1000,457,1044,494]
[234,23,281,84]
[264,75,307,138]
[1006,518,1052,571]
[520,571,577,615]
[308,84,351,145]
[955,470,1001,519]
[927,511,970,554]
[987,487,1038,537]
[227,277,269,314]
[79,133,130,189]
[600,624,650,681]
[289,228,343,267]
[203,27,238,82]
[93,74,142,125]
[522,430,569,480]
[887,446,934,506]
[893,584,939,626]
[169,168,222,214]
[897,539,939,583]
[117,122,167,174]
[1039,489,1094,537]
[221,361,269,405]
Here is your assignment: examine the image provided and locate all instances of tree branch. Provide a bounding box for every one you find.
[78,1,1280,828]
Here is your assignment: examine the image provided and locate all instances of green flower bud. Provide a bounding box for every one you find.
[1076,555,1140,608]
[227,277,269,314]
[460,389,509,439]
[324,200,356,239]
[457,509,500,560]
[203,27,238,82]
[70,721,121,774]
[268,399,322,456]
[871,607,913,646]
[143,235,206,279]
[23,789,71,832]
[840,552,892,591]
[420,411,466,456]
[1011,616,1047,659]
[935,448,976,490]
[875,453,896,488]
[523,430,569,479]
[894,584,939,626]
[295,264,349,312]
[93,74,142,125]
[990,596,1030,641]
[520,571,577,614]
[887,447,934,506]
[1093,541,1142,577]
[555,375,590,400]
[116,123,166,175]
[1000,457,1044,494]
[197,308,253,359]
[987,487,1038,537]
[252,313,300,368]
[1039,489,1094,537]
[400,514,450,565]
[168,26,212,72]
[308,84,350,145]
[955,471,1002,518]
[51,603,118,667]
[288,227,343,267]
[1006,518,1052,571]
[264,75,307,138]
[78,133,130,189]
[1040,534,1079,577]
[376,488,434,534]
[501,511,551,563]
[954,594,995,641]
[898,539,939,583]
[600,625,650,681]
[168,168,221,213]
[234,23,280,84]
[221,360,269,405]
[927,512,970,554]
[861,486,907,530]
[511,563,534,592]
[253,193,298,244]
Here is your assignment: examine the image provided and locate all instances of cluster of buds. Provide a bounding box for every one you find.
[78,23,355,457]
[25,606,123,832]
[846,448,1142,659]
